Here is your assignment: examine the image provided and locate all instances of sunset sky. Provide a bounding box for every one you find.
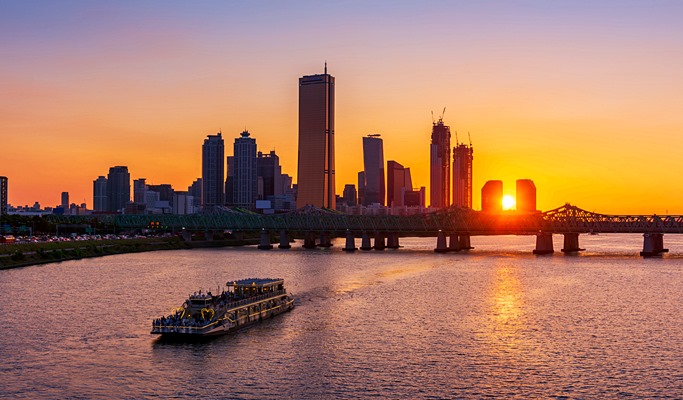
[2,1,682,214]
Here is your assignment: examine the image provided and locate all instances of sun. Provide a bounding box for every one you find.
[502,195,516,210]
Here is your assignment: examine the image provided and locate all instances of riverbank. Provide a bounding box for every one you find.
[0,236,261,270]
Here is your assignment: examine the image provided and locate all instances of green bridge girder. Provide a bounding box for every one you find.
[45,204,683,236]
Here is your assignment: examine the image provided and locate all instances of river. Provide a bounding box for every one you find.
[2,234,683,398]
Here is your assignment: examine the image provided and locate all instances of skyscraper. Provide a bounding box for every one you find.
[387,160,413,208]
[342,184,357,206]
[0,176,7,216]
[430,116,451,208]
[516,179,537,212]
[453,142,474,208]
[362,134,385,206]
[232,130,258,209]
[61,192,69,210]
[202,132,225,210]
[93,176,107,212]
[106,166,130,213]
[481,180,503,213]
[133,178,147,204]
[257,150,284,199]
[296,65,335,209]
[188,178,202,211]
[357,171,365,207]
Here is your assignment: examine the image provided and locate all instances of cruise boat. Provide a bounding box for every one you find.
[151,278,294,338]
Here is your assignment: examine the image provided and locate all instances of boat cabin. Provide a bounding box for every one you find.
[226,278,285,298]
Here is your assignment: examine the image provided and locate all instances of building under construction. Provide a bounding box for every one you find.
[452,133,473,208]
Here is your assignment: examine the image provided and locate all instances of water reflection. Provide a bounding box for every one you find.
[487,262,526,350]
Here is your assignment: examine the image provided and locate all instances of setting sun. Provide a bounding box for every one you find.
[502,195,516,210]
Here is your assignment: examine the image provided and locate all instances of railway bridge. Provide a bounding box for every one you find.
[47,204,683,257]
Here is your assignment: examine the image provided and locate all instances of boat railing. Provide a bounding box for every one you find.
[226,289,286,309]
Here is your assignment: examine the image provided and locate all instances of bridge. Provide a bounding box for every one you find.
[46,204,683,257]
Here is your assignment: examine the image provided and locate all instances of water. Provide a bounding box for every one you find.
[2,234,683,398]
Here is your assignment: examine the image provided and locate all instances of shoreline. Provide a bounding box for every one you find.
[0,237,261,270]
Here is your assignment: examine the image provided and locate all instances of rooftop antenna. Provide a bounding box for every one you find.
[468,131,472,147]
[431,110,435,125]
[324,61,327,74]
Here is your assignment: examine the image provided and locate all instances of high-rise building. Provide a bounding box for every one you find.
[148,184,174,206]
[362,135,385,206]
[61,192,69,210]
[202,132,225,210]
[257,150,284,199]
[133,178,147,204]
[387,161,413,208]
[233,130,258,209]
[357,171,365,207]
[481,180,503,213]
[516,179,537,212]
[225,156,235,206]
[93,176,107,212]
[188,178,202,211]
[0,176,7,216]
[106,166,130,213]
[404,186,426,207]
[453,142,474,208]
[430,117,451,208]
[342,184,357,206]
[296,65,335,209]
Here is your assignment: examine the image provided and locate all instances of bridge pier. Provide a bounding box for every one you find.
[374,233,386,250]
[278,230,291,249]
[302,232,317,249]
[257,229,273,250]
[641,233,668,257]
[387,233,400,249]
[204,230,215,241]
[180,230,192,242]
[533,232,554,255]
[360,232,373,251]
[318,232,333,248]
[434,231,448,253]
[459,234,474,250]
[561,233,585,253]
[448,234,461,252]
[342,230,357,252]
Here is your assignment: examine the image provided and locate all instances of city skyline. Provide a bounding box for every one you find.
[2,2,683,214]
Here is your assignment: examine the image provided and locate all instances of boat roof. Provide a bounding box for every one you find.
[227,278,284,287]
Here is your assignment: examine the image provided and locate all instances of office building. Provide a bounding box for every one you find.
[362,135,385,206]
[93,176,108,212]
[357,171,365,207]
[61,192,69,210]
[202,132,225,209]
[233,130,258,209]
[225,156,235,206]
[453,142,473,208]
[106,166,130,213]
[148,184,174,206]
[481,180,503,213]
[387,160,413,208]
[133,178,147,204]
[404,187,426,207]
[257,150,284,199]
[188,178,202,211]
[342,184,357,207]
[516,179,537,212]
[430,117,451,208]
[0,176,7,216]
[296,65,335,209]
[173,191,195,215]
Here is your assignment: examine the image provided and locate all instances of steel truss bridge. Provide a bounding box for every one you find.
[47,204,683,236]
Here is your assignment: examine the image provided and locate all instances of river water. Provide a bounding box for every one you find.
[2,234,683,399]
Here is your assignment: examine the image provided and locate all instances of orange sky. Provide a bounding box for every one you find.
[2,2,682,214]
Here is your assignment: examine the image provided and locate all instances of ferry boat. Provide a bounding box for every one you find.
[151,278,294,338]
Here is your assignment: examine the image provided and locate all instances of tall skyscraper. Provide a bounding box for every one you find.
[342,184,357,206]
[452,142,474,208]
[481,180,503,213]
[61,192,69,209]
[296,65,335,209]
[93,176,107,212]
[232,130,258,209]
[202,132,225,209]
[387,160,413,208]
[361,134,385,206]
[133,178,147,204]
[0,176,7,216]
[516,179,537,212]
[430,116,451,208]
[106,166,130,213]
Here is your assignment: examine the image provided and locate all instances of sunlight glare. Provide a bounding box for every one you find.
[502,195,516,210]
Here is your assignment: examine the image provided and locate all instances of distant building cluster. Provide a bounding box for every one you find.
[3,66,538,216]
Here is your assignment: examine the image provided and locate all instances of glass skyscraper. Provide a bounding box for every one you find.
[202,132,224,210]
[296,66,335,209]
[362,134,385,206]
[232,130,257,209]
[106,166,130,213]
